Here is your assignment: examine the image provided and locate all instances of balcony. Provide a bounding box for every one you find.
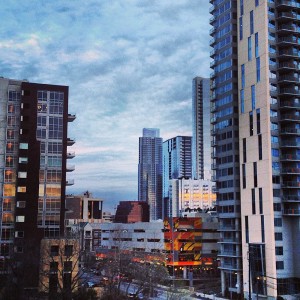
[68,113,76,122]
[66,165,75,172]
[67,138,75,146]
[281,153,300,160]
[278,74,300,83]
[281,167,300,174]
[276,0,300,9]
[67,152,75,159]
[280,128,300,135]
[277,36,300,46]
[277,24,298,33]
[281,140,299,147]
[209,15,216,25]
[279,87,300,96]
[218,251,240,257]
[66,179,74,186]
[278,49,300,60]
[210,37,216,46]
[278,11,300,20]
[278,61,298,71]
[282,195,300,202]
[218,237,240,244]
[210,49,216,58]
[280,113,300,121]
[219,263,241,271]
[280,99,300,109]
[282,181,300,188]
[283,209,300,216]
[218,225,240,231]
[209,5,215,13]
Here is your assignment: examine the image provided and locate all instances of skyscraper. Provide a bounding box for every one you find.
[163,136,192,217]
[209,1,242,298]
[0,77,75,288]
[138,128,163,220]
[192,77,211,180]
[211,1,300,298]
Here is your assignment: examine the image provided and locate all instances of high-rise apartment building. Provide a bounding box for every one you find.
[211,1,300,298]
[0,77,75,288]
[192,77,211,180]
[138,128,163,220]
[209,1,242,298]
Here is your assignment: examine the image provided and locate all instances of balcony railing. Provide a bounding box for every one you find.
[279,88,300,95]
[67,138,76,146]
[67,152,75,159]
[281,154,300,161]
[280,100,300,108]
[66,165,75,172]
[281,140,299,147]
[282,195,300,201]
[68,113,76,122]
[282,181,300,188]
[278,61,298,70]
[66,179,74,186]
[280,113,300,121]
[283,209,300,215]
[280,127,300,135]
[276,0,300,8]
[281,167,300,173]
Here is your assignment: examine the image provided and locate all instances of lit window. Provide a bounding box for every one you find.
[18,172,27,178]
[17,186,26,193]
[19,143,28,150]
[16,216,25,222]
[19,157,28,164]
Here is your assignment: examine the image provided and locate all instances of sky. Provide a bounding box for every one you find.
[1,0,211,212]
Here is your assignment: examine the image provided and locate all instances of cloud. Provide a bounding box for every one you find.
[1,0,211,211]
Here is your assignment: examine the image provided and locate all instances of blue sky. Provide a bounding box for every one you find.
[1,0,211,212]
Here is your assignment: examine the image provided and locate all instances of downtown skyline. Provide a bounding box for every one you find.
[1,1,211,211]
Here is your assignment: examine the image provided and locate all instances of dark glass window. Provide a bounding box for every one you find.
[252,189,256,214]
[250,112,253,136]
[259,188,263,214]
[261,215,265,242]
[250,10,254,34]
[253,162,257,187]
[258,135,262,160]
[245,216,249,243]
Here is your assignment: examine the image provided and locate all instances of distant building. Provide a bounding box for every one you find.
[114,201,149,223]
[138,128,163,220]
[192,77,211,180]
[65,191,103,223]
[0,77,75,289]
[102,212,114,223]
[100,221,164,253]
[167,178,216,217]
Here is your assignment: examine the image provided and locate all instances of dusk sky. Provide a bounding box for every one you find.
[1,1,211,212]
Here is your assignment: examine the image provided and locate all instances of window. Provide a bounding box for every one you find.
[255,33,259,57]
[275,232,283,241]
[242,164,246,188]
[250,112,253,136]
[255,0,259,6]
[17,186,26,193]
[15,231,24,238]
[240,0,244,15]
[16,201,26,208]
[256,57,260,82]
[259,188,263,214]
[19,157,28,164]
[240,89,245,113]
[51,245,59,256]
[245,216,249,243]
[252,189,256,214]
[64,261,72,273]
[243,138,247,163]
[16,216,25,222]
[19,143,28,150]
[261,215,265,243]
[258,135,262,160]
[275,247,283,255]
[18,172,27,178]
[248,37,252,61]
[241,64,245,88]
[250,10,254,34]
[65,245,73,256]
[273,203,281,211]
[239,17,243,40]
[256,109,261,134]
[251,85,256,110]
[274,218,283,227]
[253,162,257,187]
[276,261,284,270]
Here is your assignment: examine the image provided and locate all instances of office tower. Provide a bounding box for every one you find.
[192,77,211,180]
[0,77,75,288]
[211,1,300,298]
[138,128,163,220]
[209,1,242,298]
[163,136,192,196]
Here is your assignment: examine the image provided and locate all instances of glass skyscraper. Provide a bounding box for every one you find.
[138,128,163,220]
